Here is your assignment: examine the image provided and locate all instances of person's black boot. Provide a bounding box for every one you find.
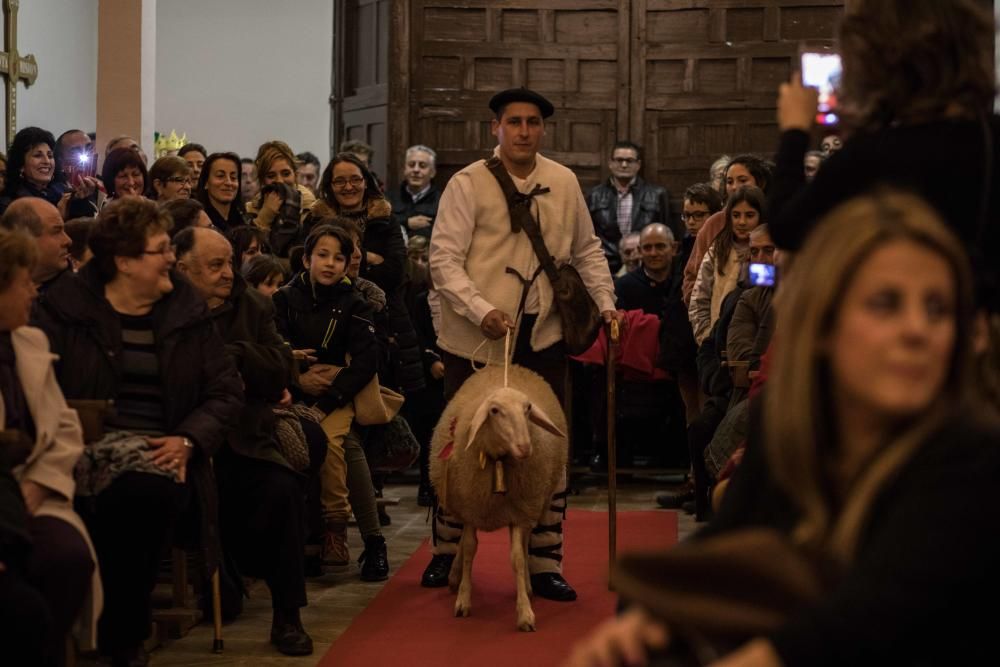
[656,480,696,509]
[359,534,390,582]
[420,553,455,587]
[270,607,313,656]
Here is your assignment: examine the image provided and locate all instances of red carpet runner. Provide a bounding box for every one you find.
[319,509,678,667]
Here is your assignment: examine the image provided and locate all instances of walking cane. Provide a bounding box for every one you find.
[607,319,620,584]
[211,569,224,653]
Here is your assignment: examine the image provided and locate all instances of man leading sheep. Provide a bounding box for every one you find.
[427,87,619,601]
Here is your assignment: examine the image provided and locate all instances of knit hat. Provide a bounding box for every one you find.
[254,140,297,180]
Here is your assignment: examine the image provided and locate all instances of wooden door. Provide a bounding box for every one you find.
[389,0,844,197]
[632,1,842,208]
[333,0,392,179]
[392,0,632,190]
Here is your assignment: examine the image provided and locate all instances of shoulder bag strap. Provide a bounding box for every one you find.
[484,157,559,285]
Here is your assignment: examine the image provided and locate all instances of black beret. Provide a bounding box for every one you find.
[488,87,555,118]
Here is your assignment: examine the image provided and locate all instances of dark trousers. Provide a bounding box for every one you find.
[687,396,727,520]
[301,417,329,545]
[76,471,187,653]
[0,567,50,666]
[217,452,307,611]
[401,381,445,488]
[442,314,567,405]
[28,516,94,664]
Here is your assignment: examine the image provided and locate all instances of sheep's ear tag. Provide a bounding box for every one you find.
[479,450,488,470]
[493,460,507,494]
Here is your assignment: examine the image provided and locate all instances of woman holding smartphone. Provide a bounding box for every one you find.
[769,0,999,314]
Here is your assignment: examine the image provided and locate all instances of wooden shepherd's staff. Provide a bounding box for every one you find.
[607,319,620,581]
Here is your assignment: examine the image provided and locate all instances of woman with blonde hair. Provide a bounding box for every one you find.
[245,140,317,258]
[565,190,1000,667]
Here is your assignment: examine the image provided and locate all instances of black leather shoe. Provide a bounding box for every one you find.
[270,621,314,656]
[359,534,390,582]
[530,573,578,602]
[656,480,695,509]
[420,553,455,588]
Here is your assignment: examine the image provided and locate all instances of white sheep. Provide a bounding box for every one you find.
[429,364,568,632]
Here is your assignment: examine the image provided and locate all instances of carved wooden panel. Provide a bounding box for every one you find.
[395,0,630,189]
[633,0,843,208]
[389,0,844,199]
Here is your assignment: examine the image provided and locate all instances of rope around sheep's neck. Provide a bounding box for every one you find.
[469,327,513,388]
[503,327,510,387]
[461,329,513,495]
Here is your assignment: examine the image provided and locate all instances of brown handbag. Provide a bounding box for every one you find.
[312,364,404,426]
[484,157,603,355]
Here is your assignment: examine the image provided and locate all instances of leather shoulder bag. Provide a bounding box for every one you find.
[484,157,602,355]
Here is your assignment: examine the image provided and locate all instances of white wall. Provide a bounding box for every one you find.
[155,0,333,162]
[9,0,99,139]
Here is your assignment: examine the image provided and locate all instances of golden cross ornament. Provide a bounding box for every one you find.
[0,0,38,149]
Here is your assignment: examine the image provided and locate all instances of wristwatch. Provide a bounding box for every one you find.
[181,437,194,450]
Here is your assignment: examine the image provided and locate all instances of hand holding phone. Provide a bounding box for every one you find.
[799,49,842,126]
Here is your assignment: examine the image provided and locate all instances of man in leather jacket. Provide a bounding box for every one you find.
[586,141,674,274]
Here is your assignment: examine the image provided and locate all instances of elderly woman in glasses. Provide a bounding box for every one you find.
[148,156,193,202]
[35,197,242,666]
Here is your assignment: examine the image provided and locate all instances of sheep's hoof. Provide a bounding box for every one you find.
[454,599,471,618]
[517,615,536,632]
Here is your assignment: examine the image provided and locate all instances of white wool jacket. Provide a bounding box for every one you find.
[430,148,616,363]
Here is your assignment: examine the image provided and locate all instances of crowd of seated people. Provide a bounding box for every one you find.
[2,2,998,666]
[0,129,444,664]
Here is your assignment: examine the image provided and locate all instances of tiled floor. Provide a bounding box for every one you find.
[88,474,693,666]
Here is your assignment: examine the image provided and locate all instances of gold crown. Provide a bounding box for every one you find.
[154,130,187,157]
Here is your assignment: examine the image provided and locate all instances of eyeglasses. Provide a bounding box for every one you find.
[332,176,365,189]
[612,157,638,165]
[166,176,193,185]
[142,244,176,258]
[680,211,710,221]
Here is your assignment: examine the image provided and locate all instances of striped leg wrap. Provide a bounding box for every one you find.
[528,473,569,575]
[430,503,463,555]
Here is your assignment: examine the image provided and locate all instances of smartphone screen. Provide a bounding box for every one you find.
[800,51,842,126]
[749,263,776,287]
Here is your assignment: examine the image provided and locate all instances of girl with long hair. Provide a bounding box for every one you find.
[688,186,765,345]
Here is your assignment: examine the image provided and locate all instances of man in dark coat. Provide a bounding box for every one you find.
[586,141,675,274]
[173,226,313,656]
[387,144,442,240]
